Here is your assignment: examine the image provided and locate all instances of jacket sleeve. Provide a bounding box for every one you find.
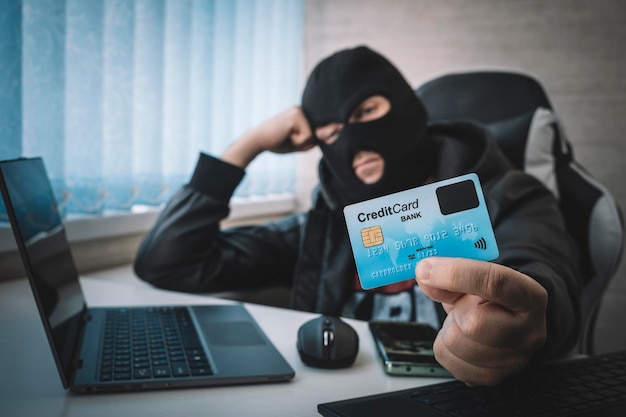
[486,171,583,360]
[133,152,303,293]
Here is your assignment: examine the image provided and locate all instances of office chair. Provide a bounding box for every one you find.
[416,71,624,355]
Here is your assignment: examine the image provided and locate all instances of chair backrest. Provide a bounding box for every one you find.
[416,71,624,354]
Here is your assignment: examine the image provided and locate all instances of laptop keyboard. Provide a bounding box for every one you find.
[403,350,626,417]
[98,307,213,382]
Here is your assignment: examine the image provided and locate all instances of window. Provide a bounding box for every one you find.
[0,0,303,218]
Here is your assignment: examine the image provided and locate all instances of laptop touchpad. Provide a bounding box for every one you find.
[208,322,266,346]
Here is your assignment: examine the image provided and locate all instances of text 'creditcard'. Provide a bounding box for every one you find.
[343,173,499,290]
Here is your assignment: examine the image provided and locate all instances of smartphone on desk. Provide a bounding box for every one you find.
[369,320,451,377]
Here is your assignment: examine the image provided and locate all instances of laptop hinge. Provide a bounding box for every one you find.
[72,308,92,372]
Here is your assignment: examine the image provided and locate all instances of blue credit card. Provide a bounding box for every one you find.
[343,173,499,290]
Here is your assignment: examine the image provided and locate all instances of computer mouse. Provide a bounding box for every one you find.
[297,315,359,369]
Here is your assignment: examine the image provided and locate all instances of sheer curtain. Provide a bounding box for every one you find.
[0,0,303,216]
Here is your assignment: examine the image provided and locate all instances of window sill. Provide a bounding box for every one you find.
[0,193,297,253]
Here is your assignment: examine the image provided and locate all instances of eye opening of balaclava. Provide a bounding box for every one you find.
[301,45,435,207]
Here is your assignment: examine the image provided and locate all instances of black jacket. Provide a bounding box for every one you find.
[134,122,583,360]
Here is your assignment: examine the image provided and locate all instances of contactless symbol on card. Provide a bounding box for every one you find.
[343,173,499,290]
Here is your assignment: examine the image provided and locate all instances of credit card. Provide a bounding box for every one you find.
[343,173,499,290]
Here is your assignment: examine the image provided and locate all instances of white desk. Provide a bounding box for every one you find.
[0,265,450,417]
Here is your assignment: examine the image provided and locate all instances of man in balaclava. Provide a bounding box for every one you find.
[135,45,582,387]
[301,46,438,207]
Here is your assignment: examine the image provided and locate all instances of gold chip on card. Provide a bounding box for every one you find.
[361,226,384,247]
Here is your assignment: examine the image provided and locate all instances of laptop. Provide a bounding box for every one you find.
[0,157,295,393]
[318,347,626,416]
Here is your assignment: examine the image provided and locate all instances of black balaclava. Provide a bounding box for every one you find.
[301,46,436,208]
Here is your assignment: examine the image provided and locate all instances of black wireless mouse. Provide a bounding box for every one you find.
[297,315,359,369]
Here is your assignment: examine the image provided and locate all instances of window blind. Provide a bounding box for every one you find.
[0,0,303,216]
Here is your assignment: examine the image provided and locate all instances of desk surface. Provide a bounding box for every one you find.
[0,265,449,417]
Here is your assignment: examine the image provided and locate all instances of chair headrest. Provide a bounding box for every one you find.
[416,71,552,123]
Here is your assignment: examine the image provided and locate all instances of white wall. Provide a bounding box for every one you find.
[300,0,626,354]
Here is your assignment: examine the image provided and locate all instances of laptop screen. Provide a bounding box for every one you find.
[0,158,86,385]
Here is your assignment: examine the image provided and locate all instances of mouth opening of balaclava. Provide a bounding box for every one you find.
[301,46,436,207]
